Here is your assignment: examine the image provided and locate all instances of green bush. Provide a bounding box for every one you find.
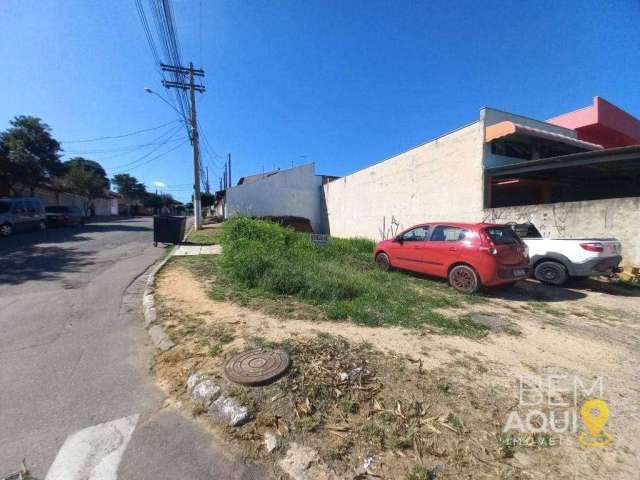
[218,216,485,335]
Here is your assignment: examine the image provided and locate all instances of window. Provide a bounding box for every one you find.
[484,227,521,245]
[12,201,25,214]
[430,226,468,242]
[46,206,66,213]
[25,200,37,214]
[401,226,429,242]
[509,223,542,239]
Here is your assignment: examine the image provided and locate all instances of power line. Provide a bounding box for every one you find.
[61,119,180,143]
[108,138,190,175]
[63,125,183,155]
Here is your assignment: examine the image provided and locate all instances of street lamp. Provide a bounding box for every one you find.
[144,87,190,134]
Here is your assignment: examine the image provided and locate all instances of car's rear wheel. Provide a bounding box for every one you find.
[1,223,13,237]
[375,252,392,272]
[534,261,568,286]
[449,265,479,294]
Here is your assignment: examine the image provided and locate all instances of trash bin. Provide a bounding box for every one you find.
[153,215,186,246]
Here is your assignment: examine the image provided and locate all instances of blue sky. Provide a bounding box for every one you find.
[1,0,639,202]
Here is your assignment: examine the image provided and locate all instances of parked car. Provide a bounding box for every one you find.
[374,222,529,293]
[509,223,622,285]
[45,205,87,226]
[0,197,47,237]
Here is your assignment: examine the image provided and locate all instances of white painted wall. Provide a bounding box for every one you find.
[323,121,486,240]
[225,163,325,232]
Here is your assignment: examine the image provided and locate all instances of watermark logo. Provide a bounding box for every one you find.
[578,398,612,446]
[500,375,612,447]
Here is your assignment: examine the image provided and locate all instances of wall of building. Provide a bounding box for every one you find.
[323,121,485,240]
[225,163,325,232]
[484,197,640,267]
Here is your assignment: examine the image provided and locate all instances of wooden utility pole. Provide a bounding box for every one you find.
[205,166,210,193]
[227,153,232,188]
[160,62,205,230]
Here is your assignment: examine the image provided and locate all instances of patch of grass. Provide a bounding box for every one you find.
[186,225,224,245]
[617,277,640,289]
[208,343,223,357]
[526,301,563,317]
[446,412,463,430]
[190,217,486,336]
[406,466,437,480]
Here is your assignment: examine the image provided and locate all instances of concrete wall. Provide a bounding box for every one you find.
[323,121,485,240]
[484,197,640,267]
[225,163,325,233]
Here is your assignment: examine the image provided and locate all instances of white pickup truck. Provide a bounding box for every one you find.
[509,223,623,285]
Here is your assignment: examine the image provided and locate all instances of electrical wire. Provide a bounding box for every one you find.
[108,138,190,175]
[60,119,180,143]
[63,126,182,155]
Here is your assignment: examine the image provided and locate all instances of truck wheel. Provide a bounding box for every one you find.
[449,265,479,294]
[1,223,13,237]
[534,261,568,286]
[375,252,392,272]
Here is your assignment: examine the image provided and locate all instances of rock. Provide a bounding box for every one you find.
[264,431,279,453]
[208,395,249,427]
[191,379,222,407]
[337,367,363,383]
[148,325,175,350]
[279,443,338,480]
[186,371,208,391]
[355,456,374,475]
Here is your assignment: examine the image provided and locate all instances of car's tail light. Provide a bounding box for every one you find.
[580,242,604,252]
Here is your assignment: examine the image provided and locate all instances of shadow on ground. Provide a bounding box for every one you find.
[0,218,151,285]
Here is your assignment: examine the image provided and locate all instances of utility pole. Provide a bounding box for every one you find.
[223,163,227,189]
[227,153,232,188]
[205,166,210,194]
[160,62,205,230]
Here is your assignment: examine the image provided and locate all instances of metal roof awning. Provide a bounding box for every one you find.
[485,121,603,150]
[486,145,640,176]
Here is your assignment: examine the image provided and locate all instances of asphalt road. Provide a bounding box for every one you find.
[0,217,266,479]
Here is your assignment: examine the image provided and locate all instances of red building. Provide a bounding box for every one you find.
[547,96,640,148]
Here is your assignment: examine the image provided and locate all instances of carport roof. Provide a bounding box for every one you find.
[485,145,640,176]
[485,121,603,150]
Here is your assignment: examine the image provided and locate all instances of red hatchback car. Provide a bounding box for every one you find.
[374,222,529,293]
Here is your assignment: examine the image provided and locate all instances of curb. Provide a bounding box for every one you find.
[142,252,175,350]
[142,215,195,351]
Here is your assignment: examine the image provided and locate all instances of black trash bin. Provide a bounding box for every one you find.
[153,215,186,246]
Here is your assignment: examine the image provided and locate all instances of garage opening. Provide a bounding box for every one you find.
[485,145,640,208]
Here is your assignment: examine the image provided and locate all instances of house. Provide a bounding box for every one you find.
[323,97,640,267]
[9,182,119,216]
[222,163,337,233]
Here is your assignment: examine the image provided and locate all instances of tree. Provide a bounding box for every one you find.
[200,192,215,209]
[63,161,108,216]
[112,173,147,215]
[0,116,62,195]
[65,157,109,191]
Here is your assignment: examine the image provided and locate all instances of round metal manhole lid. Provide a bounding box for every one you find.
[224,348,291,386]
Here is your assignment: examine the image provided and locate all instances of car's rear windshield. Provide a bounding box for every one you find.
[0,201,10,213]
[46,206,68,213]
[510,223,542,238]
[484,227,521,245]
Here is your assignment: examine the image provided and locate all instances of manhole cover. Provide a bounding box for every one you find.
[224,348,291,386]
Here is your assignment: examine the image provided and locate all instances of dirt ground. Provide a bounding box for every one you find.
[153,261,639,479]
